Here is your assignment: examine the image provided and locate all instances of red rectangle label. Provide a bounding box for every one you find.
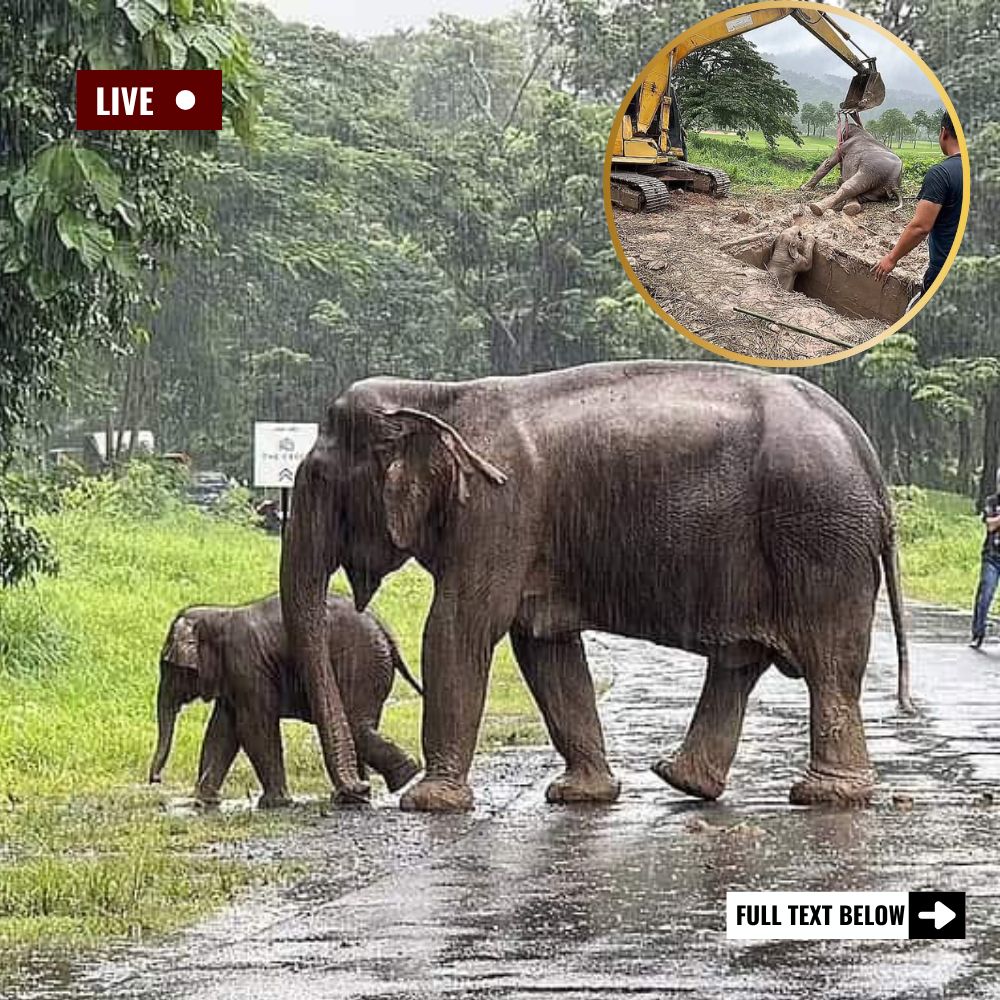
[76,70,222,130]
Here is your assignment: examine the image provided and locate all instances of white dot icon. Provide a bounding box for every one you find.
[175,90,196,111]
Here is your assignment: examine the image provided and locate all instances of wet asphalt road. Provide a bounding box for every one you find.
[18,603,1000,999]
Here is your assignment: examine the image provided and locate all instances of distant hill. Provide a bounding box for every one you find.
[780,68,941,121]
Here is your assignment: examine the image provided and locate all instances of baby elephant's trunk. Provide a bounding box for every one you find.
[148,682,180,783]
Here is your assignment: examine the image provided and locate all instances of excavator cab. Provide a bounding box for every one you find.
[842,61,885,113]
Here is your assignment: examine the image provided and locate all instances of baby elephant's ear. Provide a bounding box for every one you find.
[163,616,200,671]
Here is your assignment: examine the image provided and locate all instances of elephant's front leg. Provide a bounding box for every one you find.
[801,151,840,191]
[789,642,875,807]
[653,648,769,800]
[234,707,292,809]
[400,598,502,813]
[510,629,620,805]
[195,701,239,806]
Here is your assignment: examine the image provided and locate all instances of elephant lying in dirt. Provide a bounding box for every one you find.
[148,594,422,807]
[801,120,903,217]
[767,227,816,291]
[280,360,911,813]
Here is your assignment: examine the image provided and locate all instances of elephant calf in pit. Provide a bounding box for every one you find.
[148,594,422,807]
[767,227,816,292]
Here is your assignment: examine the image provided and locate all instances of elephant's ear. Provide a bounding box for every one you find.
[378,408,507,551]
[163,614,223,700]
[163,615,199,670]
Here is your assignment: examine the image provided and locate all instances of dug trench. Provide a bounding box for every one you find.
[612,189,928,361]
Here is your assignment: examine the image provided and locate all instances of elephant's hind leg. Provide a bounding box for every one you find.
[789,633,875,807]
[653,646,769,800]
[809,174,871,217]
[357,724,422,792]
[510,629,620,805]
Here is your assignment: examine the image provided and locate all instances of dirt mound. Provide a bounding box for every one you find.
[613,188,927,361]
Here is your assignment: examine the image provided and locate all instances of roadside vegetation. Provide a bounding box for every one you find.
[688,130,941,192]
[893,486,983,608]
[0,466,540,973]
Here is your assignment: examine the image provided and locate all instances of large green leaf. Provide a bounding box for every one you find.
[156,24,188,69]
[170,0,194,15]
[73,148,122,215]
[107,242,140,280]
[117,0,158,37]
[32,145,82,194]
[55,209,115,270]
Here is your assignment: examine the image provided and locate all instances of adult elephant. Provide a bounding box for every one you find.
[801,119,903,217]
[280,361,911,813]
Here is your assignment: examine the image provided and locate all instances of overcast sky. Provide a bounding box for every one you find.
[255,0,526,37]
[750,12,938,99]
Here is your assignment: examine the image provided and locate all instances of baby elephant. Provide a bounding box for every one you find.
[148,594,422,808]
[767,227,816,292]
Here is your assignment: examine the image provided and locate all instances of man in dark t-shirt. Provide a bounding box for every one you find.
[970,483,1000,648]
[873,111,964,294]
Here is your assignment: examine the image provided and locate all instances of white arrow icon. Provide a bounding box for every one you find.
[918,900,956,929]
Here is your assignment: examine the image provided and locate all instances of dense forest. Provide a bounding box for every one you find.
[3,0,999,581]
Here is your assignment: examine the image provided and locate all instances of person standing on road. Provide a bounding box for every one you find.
[971,474,1000,649]
[872,111,963,298]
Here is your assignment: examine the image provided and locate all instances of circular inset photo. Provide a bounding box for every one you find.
[603,1,969,365]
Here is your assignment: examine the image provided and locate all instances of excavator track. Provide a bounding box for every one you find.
[610,170,671,212]
[680,163,731,198]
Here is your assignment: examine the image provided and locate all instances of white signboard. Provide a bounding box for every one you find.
[253,422,318,488]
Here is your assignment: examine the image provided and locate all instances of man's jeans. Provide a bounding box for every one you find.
[972,556,1000,638]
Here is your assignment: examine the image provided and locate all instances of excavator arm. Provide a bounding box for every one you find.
[626,6,884,155]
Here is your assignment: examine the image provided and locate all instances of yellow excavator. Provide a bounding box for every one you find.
[611,6,886,211]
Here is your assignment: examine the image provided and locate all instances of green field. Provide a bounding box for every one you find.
[0,483,983,969]
[0,506,540,968]
[688,130,941,192]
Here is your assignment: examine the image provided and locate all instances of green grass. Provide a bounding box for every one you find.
[687,130,941,192]
[894,486,983,608]
[0,508,541,968]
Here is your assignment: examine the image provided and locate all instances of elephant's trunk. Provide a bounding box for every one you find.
[149,681,179,783]
[280,458,368,804]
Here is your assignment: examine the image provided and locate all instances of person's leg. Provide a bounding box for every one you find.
[972,557,1000,644]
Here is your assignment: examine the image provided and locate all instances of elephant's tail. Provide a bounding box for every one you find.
[386,631,423,696]
[882,530,914,714]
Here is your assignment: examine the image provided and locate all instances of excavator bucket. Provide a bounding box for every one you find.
[841,68,885,112]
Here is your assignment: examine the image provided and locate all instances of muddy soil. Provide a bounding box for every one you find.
[13,604,1000,1000]
[613,187,930,361]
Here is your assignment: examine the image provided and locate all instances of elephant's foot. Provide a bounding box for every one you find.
[789,767,874,808]
[258,792,294,810]
[330,780,371,808]
[809,202,826,217]
[383,756,422,793]
[843,200,862,216]
[652,751,726,801]
[194,794,222,811]
[545,767,621,805]
[400,776,473,813]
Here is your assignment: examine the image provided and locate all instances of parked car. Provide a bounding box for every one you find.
[185,471,233,511]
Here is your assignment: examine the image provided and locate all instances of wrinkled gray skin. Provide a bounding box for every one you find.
[767,227,816,291]
[148,594,422,807]
[801,121,903,216]
[280,361,911,813]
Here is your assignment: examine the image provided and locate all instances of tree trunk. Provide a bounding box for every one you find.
[979,387,1000,504]
[957,415,973,498]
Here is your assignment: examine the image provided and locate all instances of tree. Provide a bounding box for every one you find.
[675,37,801,148]
[800,102,819,136]
[816,100,837,138]
[0,0,258,585]
[911,109,932,142]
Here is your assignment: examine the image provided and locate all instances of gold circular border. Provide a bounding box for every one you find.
[602,0,972,368]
